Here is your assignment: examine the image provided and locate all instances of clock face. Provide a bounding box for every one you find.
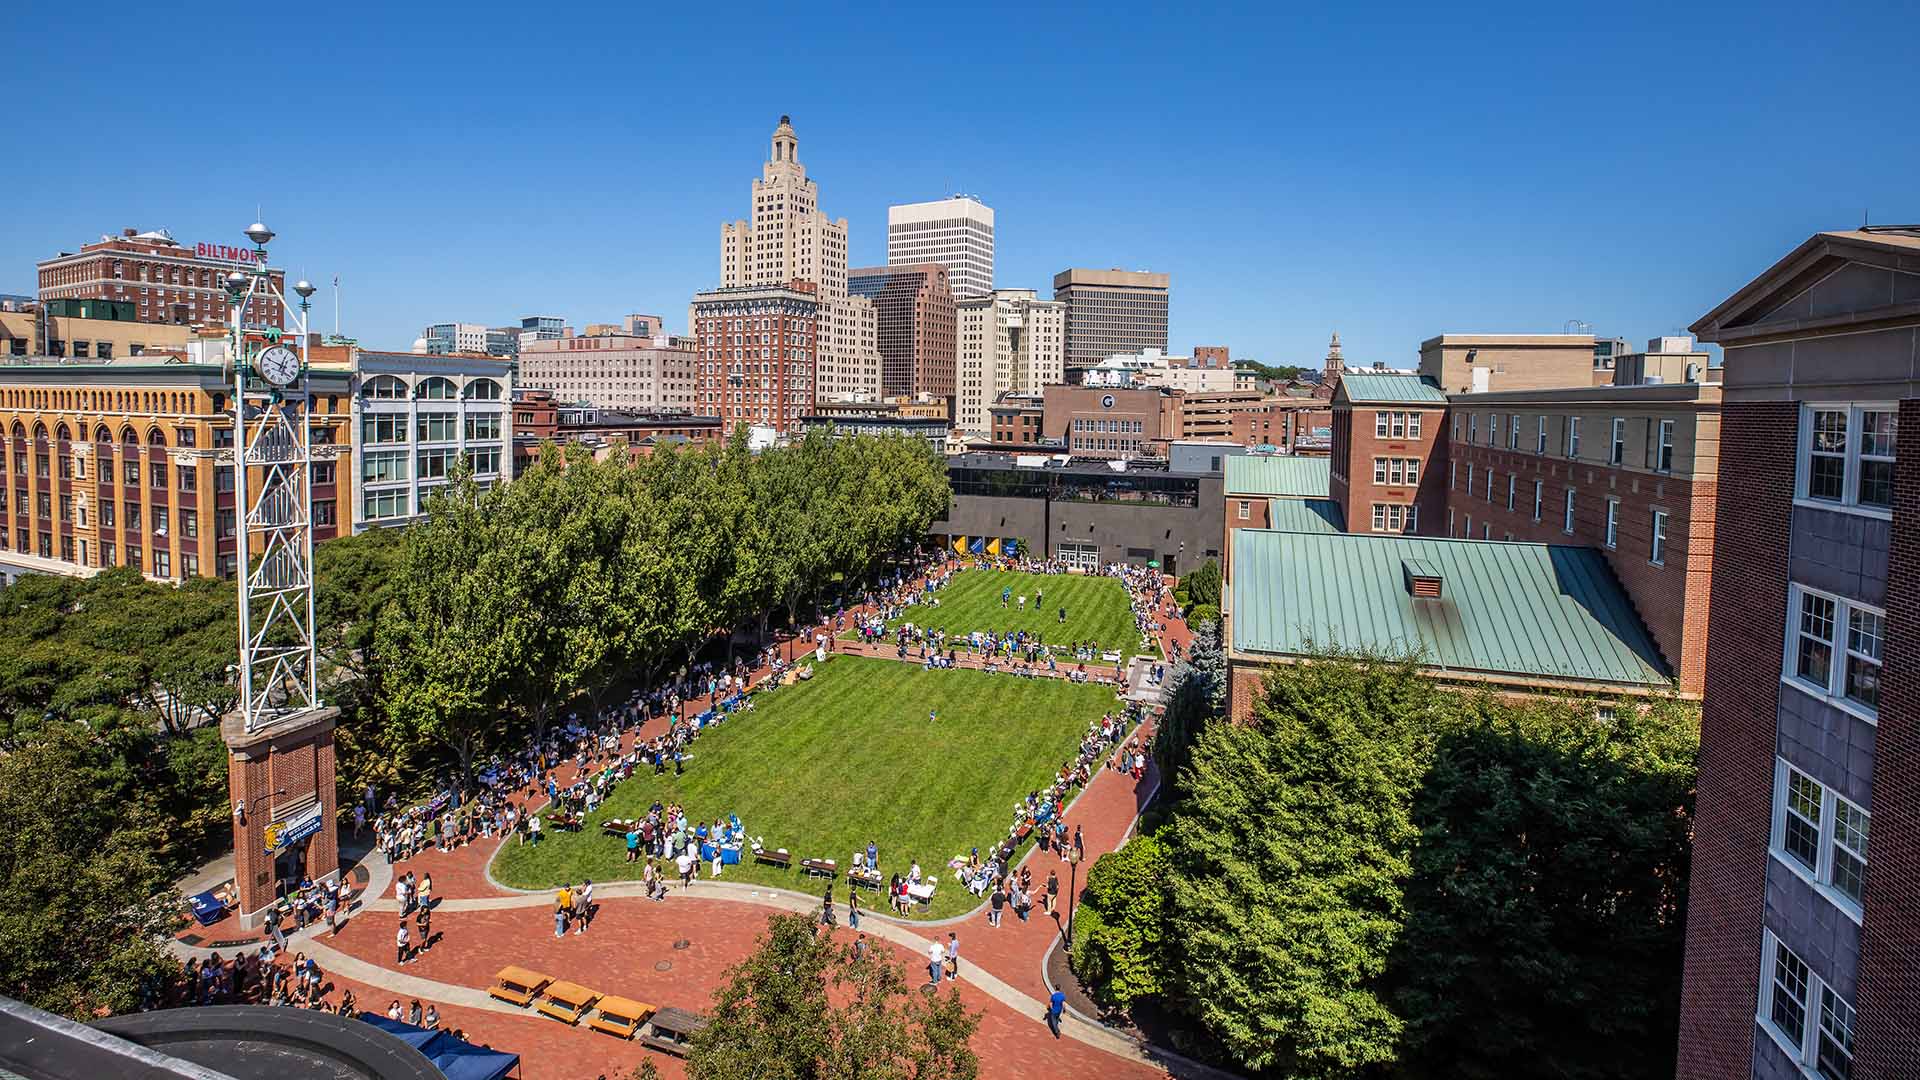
[256,345,301,387]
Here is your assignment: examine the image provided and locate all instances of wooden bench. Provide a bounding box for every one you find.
[535,980,601,1026]
[641,1007,709,1057]
[800,858,837,879]
[487,966,552,1007]
[588,995,657,1040]
[753,848,792,869]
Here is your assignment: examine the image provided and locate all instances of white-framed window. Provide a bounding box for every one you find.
[1657,419,1675,473]
[1536,415,1548,453]
[1466,465,1474,497]
[1506,474,1516,511]
[1373,458,1418,485]
[1798,402,1896,514]
[1565,416,1582,458]
[1650,510,1668,566]
[1784,583,1883,720]
[1532,480,1543,522]
[1563,488,1575,533]
[1758,929,1856,1078]
[1451,413,1462,441]
[1605,498,1619,548]
[1237,500,1250,521]
[1468,413,1477,443]
[1374,410,1417,438]
[1508,414,1521,450]
[1449,460,1457,490]
[1487,413,1499,447]
[1771,757,1870,920]
[1371,503,1416,533]
[1610,417,1626,465]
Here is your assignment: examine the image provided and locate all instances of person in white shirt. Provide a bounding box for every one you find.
[926,940,945,985]
[575,880,594,935]
[945,932,960,976]
[676,850,694,887]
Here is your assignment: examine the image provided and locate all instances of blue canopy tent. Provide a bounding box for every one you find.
[359,1014,520,1080]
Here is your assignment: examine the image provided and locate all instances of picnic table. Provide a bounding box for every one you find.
[488,966,552,1007]
[753,847,792,868]
[906,881,937,905]
[801,858,838,880]
[848,869,883,891]
[588,995,657,1040]
[536,980,601,1025]
[642,1007,709,1057]
[601,819,639,838]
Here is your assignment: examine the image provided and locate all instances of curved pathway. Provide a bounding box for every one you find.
[171,567,1210,1080]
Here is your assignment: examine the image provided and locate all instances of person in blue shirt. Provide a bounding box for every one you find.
[867,840,879,871]
[1047,989,1066,1037]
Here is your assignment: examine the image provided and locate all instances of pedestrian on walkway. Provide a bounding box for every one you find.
[854,932,868,960]
[926,940,944,986]
[419,873,432,911]
[1045,870,1060,916]
[415,905,431,953]
[577,880,595,935]
[1047,989,1066,1038]
[945,932,960,978]
[821,887,837,929]
[395,921,410,966]
[988,880,1005,927]
[847,887,860,929]
[266,906,286,955]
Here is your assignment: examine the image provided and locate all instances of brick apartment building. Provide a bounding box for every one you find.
[1229,396,1333,454]
[38,228,285,328]
[1328,372,1449,535]
[1444,379,1720,695]
[1677,227,1920,1080]
[1041,385,1182,459]
[690,281,819,434]
[847,263,957,408]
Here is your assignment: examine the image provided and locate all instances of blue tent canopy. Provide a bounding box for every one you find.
[358,1014,519,1080]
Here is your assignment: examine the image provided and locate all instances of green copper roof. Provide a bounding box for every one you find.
[1223,454,1330,498]
[1266,499,1346,534]
[1229,529,1671,689]
[1338,373,1448,404]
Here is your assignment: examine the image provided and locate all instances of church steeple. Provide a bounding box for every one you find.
[1324,331,1345,376]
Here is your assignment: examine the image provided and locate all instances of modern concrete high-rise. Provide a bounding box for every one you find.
[847,264,957,405]
[1677,226,1920,1080]
[1052,268,1170,378]
[718,116,880,402]
[955,289,1064,436]
[422,322,487,355]
[887,197,994,299]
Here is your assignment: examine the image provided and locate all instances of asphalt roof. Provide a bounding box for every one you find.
[1338,372,1448,404]
[1265,499,1346,534]
[1223,455,1330,498]
[1229,529,1671,689]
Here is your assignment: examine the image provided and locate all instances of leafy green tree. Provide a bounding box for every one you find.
[690,912,979,1080]
[1181,559,1221,612]
[1152,618,1226,781]
[1390,697,1698,1080]
[1161,656,1444,1076]
[0,724,180,1018]
[1071,832,1169,1013]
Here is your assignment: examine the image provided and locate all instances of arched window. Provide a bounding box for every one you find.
[462,379,503,401]
[55,423,71,442]
[148,428,167,447]
[122,426,138,445]
[95,425,112,443]
[10,421,24,439]
[416,376,457,400]
[32,422,48,442]
[361,375,408,400]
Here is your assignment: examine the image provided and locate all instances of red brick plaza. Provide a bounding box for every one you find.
[176,571,1207,1080]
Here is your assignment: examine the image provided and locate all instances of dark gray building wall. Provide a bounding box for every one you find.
[931,474,1222,576]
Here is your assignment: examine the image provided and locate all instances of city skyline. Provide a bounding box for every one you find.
[4,2,1915,368]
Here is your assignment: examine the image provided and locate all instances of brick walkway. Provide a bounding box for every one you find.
[170,564,1206,1080]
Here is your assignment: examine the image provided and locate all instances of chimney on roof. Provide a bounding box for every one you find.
[1403,560,1444,599]
[123,228,137,237]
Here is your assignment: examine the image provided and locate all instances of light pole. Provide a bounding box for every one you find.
[1065,844,1084,944]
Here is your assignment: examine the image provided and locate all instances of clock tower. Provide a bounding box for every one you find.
[216,221,341,926]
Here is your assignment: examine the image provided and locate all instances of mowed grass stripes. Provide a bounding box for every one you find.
[876,570,1143,656]
[491,655,1118,918]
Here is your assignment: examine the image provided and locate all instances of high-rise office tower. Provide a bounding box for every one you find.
[954,289,1064,436]
[848,263,957,405]
[1053,268,1170,379]
[887,196,994,299]
[718,116,880,401]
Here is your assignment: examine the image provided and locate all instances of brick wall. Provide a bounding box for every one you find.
[1853,397,1920,1076]
[1227,661,1265,723]
[1443,442,1713,695]
[1676,400,1796,1080]
[1333,405,1446,535]
[225,713,341,918]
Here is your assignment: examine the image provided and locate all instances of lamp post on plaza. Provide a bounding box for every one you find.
[1065,843,1084,944]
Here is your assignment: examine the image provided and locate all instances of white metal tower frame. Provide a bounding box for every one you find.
[224,223,322,733]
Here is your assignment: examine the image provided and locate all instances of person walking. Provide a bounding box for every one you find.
[577,880,595,935]
[926,939,945,986]
[1047,989,1066,1038]
[820,887,837,929]
[395,922,411,966]
[988,880,1005,928]
[1045,869,1061,917]
[944,932,960,978]
[847,887,860,930]
[415,905,431,953]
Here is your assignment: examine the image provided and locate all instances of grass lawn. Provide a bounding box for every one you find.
[870,570,1146,657]
[491,654,1119,918]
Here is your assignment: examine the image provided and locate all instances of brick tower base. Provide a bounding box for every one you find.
[222,706,341,928]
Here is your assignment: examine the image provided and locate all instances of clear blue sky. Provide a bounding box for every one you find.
[5,1,1915,367]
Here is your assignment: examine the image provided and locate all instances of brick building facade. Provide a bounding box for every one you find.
[38,228,285,328]
[847,263,957,407]
[1328,372,1449,535]
[1443,382,1720,695]
[690,282,819,434]
[1679,227,1920,1080]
